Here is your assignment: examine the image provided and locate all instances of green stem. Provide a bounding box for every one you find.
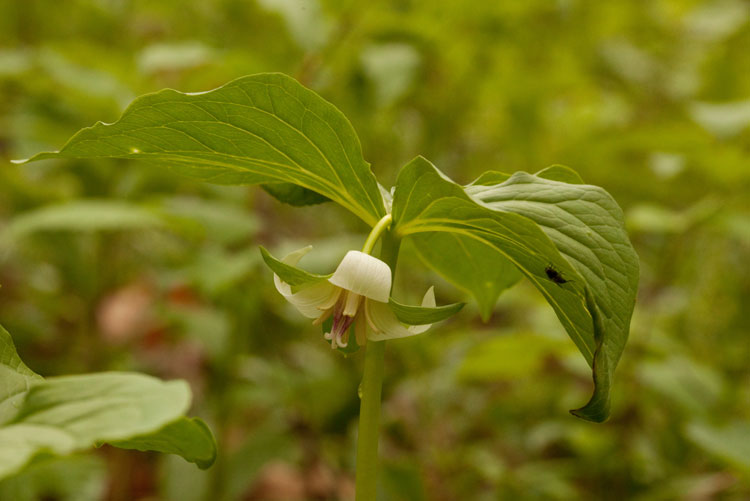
[361,214,393,255]
[355,229,400,501]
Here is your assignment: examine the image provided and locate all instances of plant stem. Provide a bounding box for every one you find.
[361,214,393,255]
[355,229,400,500]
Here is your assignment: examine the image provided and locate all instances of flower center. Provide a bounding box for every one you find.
[324,290,363,349]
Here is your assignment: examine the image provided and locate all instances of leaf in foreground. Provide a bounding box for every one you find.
[0,325,216,479]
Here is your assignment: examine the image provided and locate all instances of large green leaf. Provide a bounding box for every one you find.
[16,73,386,226]
[392,157,639,422]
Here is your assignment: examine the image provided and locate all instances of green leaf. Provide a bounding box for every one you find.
[392,157,639,422]
[0,372,217,479]
[388,298,464,325]
[259,246,331,288]
[262,182,330,206]
[16,73,386,226]
[110,417,217,470]
[0,325,43,423]
[1,200,163,241]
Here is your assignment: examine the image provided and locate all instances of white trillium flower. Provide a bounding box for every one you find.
[271,247,440,349]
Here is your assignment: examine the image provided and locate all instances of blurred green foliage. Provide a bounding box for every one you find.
[1,0,748,499]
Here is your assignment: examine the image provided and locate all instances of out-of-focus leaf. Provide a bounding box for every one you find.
[0,454,107,501]
[2,200,163,241]
[138,42,215,74]
[683,0,749,41]
[458,332,570,381]
[110,417,217,470]
[37,50,132,101]
[686,421,750,471]
[361,43,421,106]
[17,74,387,226]
[158,196,259,245]
[0,325,43,423]
[382,460,426,501]
[689,100,750,138]
[0,49,32,76]
[639,356,723,414]
[627,204,689,233]
[256,0,332,50]
[0,371,216,479]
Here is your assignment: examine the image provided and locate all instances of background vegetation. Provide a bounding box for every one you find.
[1,0,748,499]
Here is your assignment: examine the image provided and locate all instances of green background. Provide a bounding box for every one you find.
[1,0,749,499]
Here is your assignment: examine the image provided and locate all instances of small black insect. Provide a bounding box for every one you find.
[545,266,569,285]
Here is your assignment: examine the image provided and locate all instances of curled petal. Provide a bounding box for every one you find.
[329,251,391,303]
[283,281,340,319]
[272,246,339,319]
[365,299,431,341]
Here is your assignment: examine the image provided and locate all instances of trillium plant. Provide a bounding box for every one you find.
[5,73,639,500]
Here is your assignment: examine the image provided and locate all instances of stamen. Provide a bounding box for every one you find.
[342,291,362,316]
[328,293,357,349]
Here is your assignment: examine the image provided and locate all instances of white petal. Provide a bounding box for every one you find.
[365,299,430,341]
[286,282,340,319]
[329,251,391,302]
[271,246,339,319]
[408,286,436,335]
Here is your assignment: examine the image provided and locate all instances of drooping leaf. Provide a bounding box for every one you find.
[392,157,639,422]
[16,73,386,226]
[388,297,464,325]
[110,417,216,469]
[0,325,43,423]
[467,166,640,421]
